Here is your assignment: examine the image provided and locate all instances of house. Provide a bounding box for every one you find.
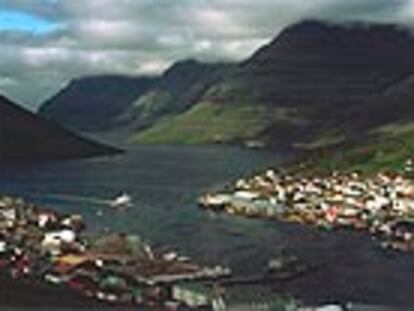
[34,209,59,228]
[171,282,213,308]
[41,229,77,256]
[0,202,17,229]
[44,254,89,284]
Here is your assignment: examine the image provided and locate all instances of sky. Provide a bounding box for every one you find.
[0,0,414,109]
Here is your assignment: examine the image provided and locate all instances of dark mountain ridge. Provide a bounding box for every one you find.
[207,20,414,105]
[39,75,158,131]
[0,95,120,164]
[39,60,232,134]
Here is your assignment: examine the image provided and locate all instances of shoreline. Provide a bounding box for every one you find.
[197,164,414,306]
[199,165,414,252]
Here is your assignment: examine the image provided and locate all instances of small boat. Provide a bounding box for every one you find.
[267,255,308,279]
[244,140,265,149]
[109,192,133,209]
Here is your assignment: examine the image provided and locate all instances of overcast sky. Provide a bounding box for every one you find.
[0,0,413,109]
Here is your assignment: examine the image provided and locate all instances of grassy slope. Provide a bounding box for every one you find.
[133,102,303,145]
[133,102,414,177]
[303,122,414,175]
[133,103,267,144]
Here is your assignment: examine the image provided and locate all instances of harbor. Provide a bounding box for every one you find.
[0,195,232,309]
[0,194,328,310]
[2,145,414,306]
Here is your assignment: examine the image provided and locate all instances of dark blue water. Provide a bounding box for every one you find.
[1,145,414,307]
[0,145,284,267]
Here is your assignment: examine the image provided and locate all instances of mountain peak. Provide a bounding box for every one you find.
[284,19,411,33]
[163,59,206,77]
[245,19,414,77]
[39,75,157,131]
[276,19,413,47]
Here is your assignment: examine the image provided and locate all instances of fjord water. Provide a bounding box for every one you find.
[0,145,282,257]
[2,145,414,307]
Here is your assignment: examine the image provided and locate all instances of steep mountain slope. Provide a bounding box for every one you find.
[39,75,157,131]
[0,95,120,164]
[231,20,414,104]
[135,20,414,148]
[38,60,231,135]
[124,59,231,130]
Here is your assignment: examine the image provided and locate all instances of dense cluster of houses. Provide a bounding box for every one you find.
[199,162,414,252]
[0,196,230,309]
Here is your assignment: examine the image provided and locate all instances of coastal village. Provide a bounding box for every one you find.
[4,158,414,310]
[3,164,414,310]
[199,159,414,253]
[0,194,354,310]
[4,159,414,310]
[0,195,232,310]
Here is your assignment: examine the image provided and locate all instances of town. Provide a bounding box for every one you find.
[199,159,414,252]
[0,195,356,310]
[0,195,231,309]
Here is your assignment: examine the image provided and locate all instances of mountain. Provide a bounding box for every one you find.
[0,95,121,164]
[37,20,414,150]
[122,59,232,131]
[235,20,413,103]
[38,60,231,135]
[39,75,157,131]
[134,20,414,148]
[303,74,414,173]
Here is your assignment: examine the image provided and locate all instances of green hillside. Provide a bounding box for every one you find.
[133,102,304,145]
[299,122,414,175]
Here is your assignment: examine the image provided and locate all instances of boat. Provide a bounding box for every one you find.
[267,255,309,280]
[244,140,265,149]
[109,193,133,209]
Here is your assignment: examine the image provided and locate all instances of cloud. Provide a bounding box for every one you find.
[398,0,414,22]
[0,0,412,108]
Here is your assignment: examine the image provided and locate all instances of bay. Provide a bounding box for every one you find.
[1,145,414,308]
